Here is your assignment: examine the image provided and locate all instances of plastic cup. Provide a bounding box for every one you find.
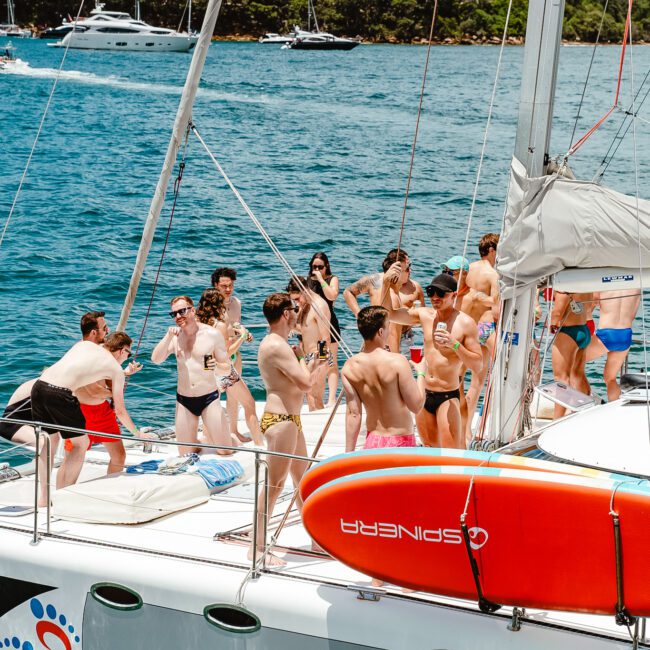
[410,346,423,363]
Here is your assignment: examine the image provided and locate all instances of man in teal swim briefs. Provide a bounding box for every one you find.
[550,290,594,418]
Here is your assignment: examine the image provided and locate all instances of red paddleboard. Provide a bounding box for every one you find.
[302,465,650,615]
[299,447,620,504]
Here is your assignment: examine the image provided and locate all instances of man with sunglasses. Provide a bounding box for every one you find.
[152,295,233,455]
[383,272,482,449]
[343,249,424,353]
[31,330,143,503]
[249,293,325,567]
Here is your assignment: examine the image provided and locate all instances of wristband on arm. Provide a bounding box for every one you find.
[452,341,460,351]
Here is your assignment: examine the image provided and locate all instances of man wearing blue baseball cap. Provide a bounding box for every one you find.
[441,255,470,274]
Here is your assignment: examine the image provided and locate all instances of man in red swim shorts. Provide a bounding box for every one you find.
[341,306,425,451]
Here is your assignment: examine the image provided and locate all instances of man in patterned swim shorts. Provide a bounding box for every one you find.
[341,306,425,451]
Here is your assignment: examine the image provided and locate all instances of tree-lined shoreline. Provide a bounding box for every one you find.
[17,0,649,44]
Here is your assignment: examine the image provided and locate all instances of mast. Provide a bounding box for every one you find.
[135,0,140,21]
[490,0,565,443]
[7,0,14,26]
[117,0,223,331]
[188,0,192,34]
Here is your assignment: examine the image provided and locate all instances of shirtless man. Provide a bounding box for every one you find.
[212,267,253,441]
[287,277,331,411]
[384,272,482,448]
[343,249,423,353]
[75,311,144,474]
[342,306,425,451]
[31,336,142,503]
[77,332,147,474]
[586,290,641,401]
[443,254,497,440]
[550,291,594,418]
[151,295,233,455]
[249,293,324,566]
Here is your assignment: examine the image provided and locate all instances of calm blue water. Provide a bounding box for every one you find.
[2,39,650,458]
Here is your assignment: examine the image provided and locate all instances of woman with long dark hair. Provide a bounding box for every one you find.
[196,288,262,445]
[308,252,340,407]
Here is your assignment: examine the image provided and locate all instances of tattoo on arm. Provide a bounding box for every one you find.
[348,273,381,295]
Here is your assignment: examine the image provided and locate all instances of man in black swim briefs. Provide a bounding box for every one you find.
[383,272,482,449]
[152,295,234,455]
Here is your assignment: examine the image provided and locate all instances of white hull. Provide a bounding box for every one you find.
[0,402,643,648]
[58,32,198,52]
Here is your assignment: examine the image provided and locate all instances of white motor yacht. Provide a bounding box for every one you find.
[56,3,198,52]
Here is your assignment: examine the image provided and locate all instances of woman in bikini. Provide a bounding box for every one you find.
[308,252,341,407]
[196,289,263,445]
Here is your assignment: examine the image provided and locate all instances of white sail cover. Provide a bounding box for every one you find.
[497,157,650,297]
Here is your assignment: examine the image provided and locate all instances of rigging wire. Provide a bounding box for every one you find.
[130,127,191,367]
[567,0,610,153]
[566,0,634,157]
[593,71,650,181]
[395,0,438,257]
[0,0,87,251]
[190,124,354,359]
[457,0,514,297]
[626,23,650,443]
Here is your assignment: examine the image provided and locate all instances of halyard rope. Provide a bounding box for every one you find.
[190,123,354,359]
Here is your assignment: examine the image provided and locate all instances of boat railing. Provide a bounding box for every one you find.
[0,416,319,575]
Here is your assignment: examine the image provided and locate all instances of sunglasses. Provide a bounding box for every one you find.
[123,348,133,358]
[169,306,192,319]
[425,286,452,298]
[285,305,300,313]
[311,264,325,270]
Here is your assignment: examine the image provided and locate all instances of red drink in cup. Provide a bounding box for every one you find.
[410,346,423,363]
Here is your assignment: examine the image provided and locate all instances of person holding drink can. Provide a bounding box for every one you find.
[382,272,482,449]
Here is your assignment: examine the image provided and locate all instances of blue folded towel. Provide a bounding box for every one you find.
[192,459,244,488]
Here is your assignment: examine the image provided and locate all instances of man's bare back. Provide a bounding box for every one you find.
[343,349,416,436]
[41,341,125,392]
[597,290,641,328]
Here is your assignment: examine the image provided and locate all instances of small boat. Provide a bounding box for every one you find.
[0,43,24,69]
[281,0,360,51]
[259,27,314,44]
[287,32,360,50]
[259,32,292,44]
[54,2,197,52]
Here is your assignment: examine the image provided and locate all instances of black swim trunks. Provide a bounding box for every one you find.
[424,389,461,416]
[0,397,33,442]
[176,390,220,417]
[31,380,86,439]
